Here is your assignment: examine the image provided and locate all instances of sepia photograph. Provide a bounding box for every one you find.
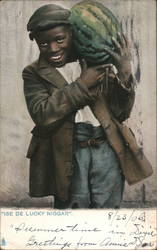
[0,0,156,249]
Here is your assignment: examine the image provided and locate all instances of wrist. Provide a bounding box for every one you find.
[76,77,92,89]
[116,60,132,82]
[76,77,90,89]
[117,71,131,82]
[115,73,134,91]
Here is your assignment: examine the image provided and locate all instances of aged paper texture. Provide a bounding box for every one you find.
[0,0,156,249]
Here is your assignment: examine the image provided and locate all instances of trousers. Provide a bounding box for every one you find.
[54,122,125,209]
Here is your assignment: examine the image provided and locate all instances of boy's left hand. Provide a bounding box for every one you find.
[104,33,132,82]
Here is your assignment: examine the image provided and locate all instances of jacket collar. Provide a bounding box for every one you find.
[36,54,68,89]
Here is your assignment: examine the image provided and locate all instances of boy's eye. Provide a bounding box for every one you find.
[57,37,65,43]
[40,43,48,47]
[57,39,64,43]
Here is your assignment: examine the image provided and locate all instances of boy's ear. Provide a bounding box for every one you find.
[67,25,73,37]
[70,29,73,37]
[29,32,34,41]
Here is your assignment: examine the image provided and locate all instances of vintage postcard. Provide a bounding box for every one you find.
[0,0,156,249]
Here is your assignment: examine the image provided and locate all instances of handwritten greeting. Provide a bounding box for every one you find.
[1,209,157,249]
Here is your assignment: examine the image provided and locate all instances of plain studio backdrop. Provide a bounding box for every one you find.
[0,0,156,207]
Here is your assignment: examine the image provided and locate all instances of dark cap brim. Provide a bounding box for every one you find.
[27,5,71,32]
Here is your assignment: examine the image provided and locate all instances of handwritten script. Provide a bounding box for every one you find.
[1,209,157,249]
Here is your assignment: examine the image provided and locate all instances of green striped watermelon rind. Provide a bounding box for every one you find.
[69,0,122,65]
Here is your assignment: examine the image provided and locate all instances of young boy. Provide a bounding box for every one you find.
[23,3,135,209]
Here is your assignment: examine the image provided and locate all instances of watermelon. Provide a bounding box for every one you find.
[69,0,122,65]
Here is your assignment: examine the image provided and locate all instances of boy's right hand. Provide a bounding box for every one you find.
[77,59,112,89]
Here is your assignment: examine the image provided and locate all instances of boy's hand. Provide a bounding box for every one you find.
[104,33,132,82]
[77,59,112,89]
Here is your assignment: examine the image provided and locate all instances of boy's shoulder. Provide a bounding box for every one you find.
[23,59,39,73]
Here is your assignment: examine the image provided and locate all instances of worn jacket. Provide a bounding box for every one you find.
[23,55,152,201]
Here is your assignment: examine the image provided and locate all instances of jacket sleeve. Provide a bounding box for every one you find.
[106,74,135,122]
[22,65,96,132]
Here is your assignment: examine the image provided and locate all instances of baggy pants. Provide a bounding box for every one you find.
[54,123,125,209]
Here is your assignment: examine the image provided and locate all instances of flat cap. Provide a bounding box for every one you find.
[27,4,71,37]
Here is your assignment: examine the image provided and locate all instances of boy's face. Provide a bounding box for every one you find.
[35,25,72,67]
